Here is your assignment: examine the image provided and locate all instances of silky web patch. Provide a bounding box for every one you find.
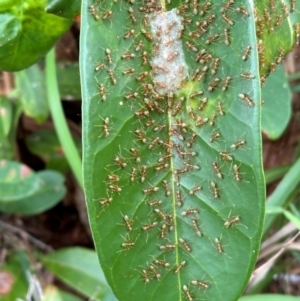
[148,9,188,95]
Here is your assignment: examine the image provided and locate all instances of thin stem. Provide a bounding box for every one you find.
[45,48,83,188]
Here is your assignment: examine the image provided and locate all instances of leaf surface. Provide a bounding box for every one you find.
[81,1,265,301]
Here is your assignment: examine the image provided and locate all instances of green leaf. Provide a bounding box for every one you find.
[81,1,265,301]
[15,63,49,123]
[41,247,115,301]
[0,160,40,201]
[261,65,291,139]
[57,62,82,100]
[254,0,300,82]
[42,285,83,301]
[0,0,72,71]
[0,160,66,215]
[240,295,300,301]
[0,252,29,301]
[46,0,81,20]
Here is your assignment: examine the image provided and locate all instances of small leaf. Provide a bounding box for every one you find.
[46,0,81,20]
[261,65,292,139]
[0,170,66,215]
[41,247,115,301]
[0,0,72,71]
[42,285,83,301]
[15,64,49,123]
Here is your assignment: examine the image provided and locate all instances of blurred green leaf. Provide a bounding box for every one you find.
[261,65,291,140]
[240,294,300,301]
[0,160,40,201]
[0,0,22,11]
[42,247,116,301]
[15,64,49,123]
[0,0,72,71]
[57,63,81,100]
[0,252,29,301]
[46,0,81,20]
[25,128,81,173]
[81,1,265,301]
[42,285,83,301]
[0,96,22,159]
[0,161,66,215]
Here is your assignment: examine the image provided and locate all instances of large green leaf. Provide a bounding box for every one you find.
[261,65,291,140]
[42,247,116,301]
[81,2,265,301]
[15,63,49,123]
[0,0,72,71]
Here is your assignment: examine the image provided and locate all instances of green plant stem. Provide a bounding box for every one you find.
[263,156,300,237]
[45,48,83,188]
[264,165,291,185]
